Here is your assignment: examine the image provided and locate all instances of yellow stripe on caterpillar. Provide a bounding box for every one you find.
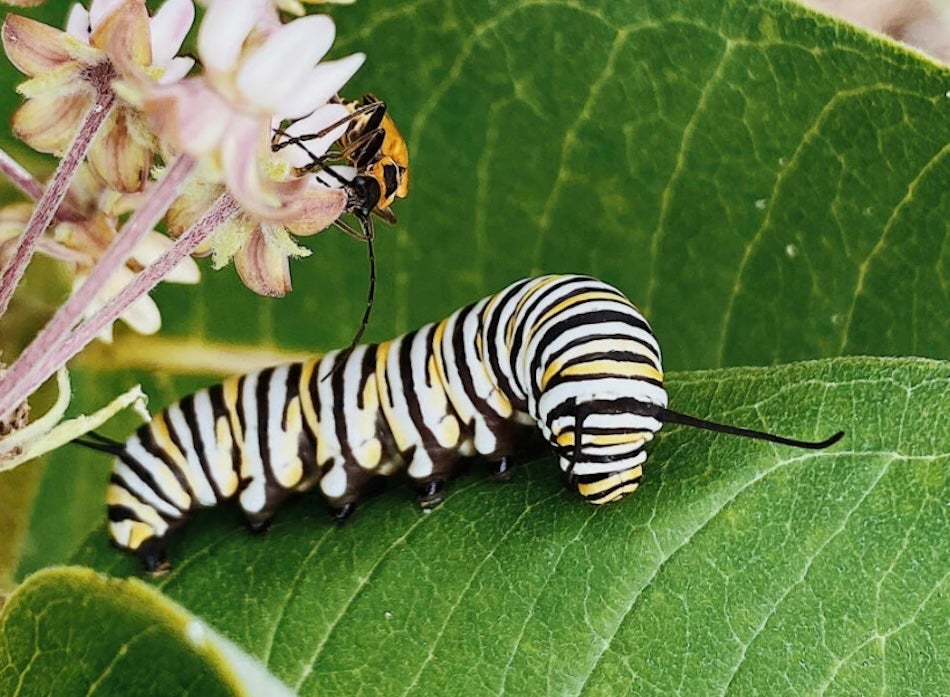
[540,338,661,389]
[527,291,630,346]
[212,417,239,497]
[579,466,643,502]
[149,413,209,500]
[554,360,663,385]
[587,481,639,505]
[505,275,564,347]
[107,484,169,536]
[298,359,321,436]
[222,376,243,450]
[556,431,653,448]
[275,399,305,488]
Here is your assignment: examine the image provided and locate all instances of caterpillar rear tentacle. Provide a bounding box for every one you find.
[77,275,843,572]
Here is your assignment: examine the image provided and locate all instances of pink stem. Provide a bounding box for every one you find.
[0,147,44,202]
[40,193,240,378]
[0,155,198,421]
[0,147,84,223]
[0,71,116,318]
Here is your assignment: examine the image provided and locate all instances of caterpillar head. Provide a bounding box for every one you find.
[551,395,667,505]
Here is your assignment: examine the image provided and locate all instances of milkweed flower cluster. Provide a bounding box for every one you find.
[131,4,360,294]
[0,0,365,468]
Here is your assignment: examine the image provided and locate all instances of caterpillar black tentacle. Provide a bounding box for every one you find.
[74,431,124,455]
[640,404,844,450]
[77,275,843,572]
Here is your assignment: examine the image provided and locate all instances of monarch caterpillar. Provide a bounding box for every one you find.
[77,275,843,572]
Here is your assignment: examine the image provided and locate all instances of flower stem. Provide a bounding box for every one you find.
[0,85,116,319]
[0,147,44,202]
[0,155,199,421]
[38,192,240,384]
[0,147,84,223]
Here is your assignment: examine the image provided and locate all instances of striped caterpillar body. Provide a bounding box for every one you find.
[83,275,843,572]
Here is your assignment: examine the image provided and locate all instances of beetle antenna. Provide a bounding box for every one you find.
[324,214,376,381]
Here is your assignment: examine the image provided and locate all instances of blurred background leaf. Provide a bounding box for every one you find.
[0,566,294,696]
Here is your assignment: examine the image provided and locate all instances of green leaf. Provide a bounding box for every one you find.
[325,0,950,368]
[65,357,949,696]
[0,566,294,697]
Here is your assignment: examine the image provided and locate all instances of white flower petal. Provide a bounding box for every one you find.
[235,15,336,111]
[66,5,91,42]
[96,324,115,343]
[164,254,201,284]
[99,267,134,299]
[269,13,336,63]
[120,293,162,335]
[312,164,356,188]
[133,232,202,284]
[132,231,173,265]
[150,0,195,64]
[89,0,125,32]
[199,0,268,72]
[276,0,305,14]
[276,103,350,167]
[274,144,313,170]
[159,55,195,84]
[286,103,350,147]
[84,268,127,343]
[277,53,365,119]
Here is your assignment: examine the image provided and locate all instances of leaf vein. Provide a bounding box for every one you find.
[401,490,563,697]
[836,142,950,354]
[293,477,486,692]
[641,37,732,316]
[261,523,337,669]
[717,455,893,695]
[572,446,836,695]
[498,506,600,694]
[715,85,933,366]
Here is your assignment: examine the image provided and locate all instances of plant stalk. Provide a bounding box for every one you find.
[37,192,240,389]
[0,155,198,421]
[0,82,116,318]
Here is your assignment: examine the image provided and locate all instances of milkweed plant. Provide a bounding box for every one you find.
[0,0,364,470]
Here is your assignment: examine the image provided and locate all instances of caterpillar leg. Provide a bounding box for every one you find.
[488,428,545,483]
[329,502,357,524]
[245,515,273,535]
[489,456,515,482]
[135,536,170,576]
[416,479,445,509]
